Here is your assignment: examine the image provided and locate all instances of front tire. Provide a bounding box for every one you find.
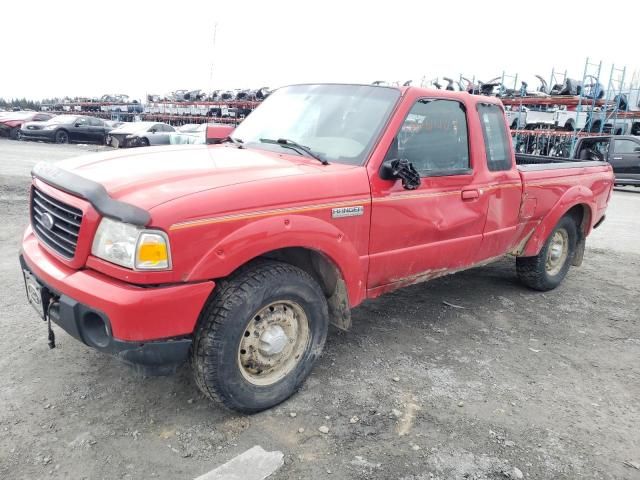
[517,215,578,291]
[191,260,329,413]
[10,126,21,140]
[55,130,69,144]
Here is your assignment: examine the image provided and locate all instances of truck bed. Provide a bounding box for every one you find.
[515,153,607,171]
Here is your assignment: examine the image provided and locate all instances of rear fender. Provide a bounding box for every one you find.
[520,185,595,257]
[185,215,366,306]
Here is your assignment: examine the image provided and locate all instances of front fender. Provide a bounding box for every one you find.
[521,185,595,257]
[186,214,366,306]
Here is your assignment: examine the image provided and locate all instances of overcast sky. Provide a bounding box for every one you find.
[2,0,639,101]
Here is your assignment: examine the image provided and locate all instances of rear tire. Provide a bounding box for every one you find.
[516,215,578,291]
[191,260,329,413]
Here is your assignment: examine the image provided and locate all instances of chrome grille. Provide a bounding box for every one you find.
[30,186,83,258]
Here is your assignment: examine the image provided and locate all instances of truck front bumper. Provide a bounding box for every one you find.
[20,230,215,374]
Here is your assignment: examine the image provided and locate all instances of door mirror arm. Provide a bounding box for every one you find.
[380,158,421,190]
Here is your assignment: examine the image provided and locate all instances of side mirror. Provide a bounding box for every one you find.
[379,158,421,190]
[74,122,82,127]
[634,146,640,152]
[150,128,157,134]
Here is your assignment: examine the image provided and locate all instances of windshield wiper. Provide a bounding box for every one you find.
[259,138,329,165]
[221,136,244,148]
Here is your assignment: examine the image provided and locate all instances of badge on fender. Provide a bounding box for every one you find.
[331,206,364,218]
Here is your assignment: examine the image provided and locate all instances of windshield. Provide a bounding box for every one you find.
[113,122,155,132]
[3,112,34,120]
[177,124,203,132]
[232,84,400,165]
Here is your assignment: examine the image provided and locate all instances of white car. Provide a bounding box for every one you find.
[106,121,175,148]
[169,124,208,145]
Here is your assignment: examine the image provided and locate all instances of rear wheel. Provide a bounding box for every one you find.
[516,215,578,291]
[191,260,329,413]
[55,130,69,144]
[9,126,21,140]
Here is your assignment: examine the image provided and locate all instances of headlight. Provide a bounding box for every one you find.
[91,217,171,270]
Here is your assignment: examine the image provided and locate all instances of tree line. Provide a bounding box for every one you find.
[0,98,65,111]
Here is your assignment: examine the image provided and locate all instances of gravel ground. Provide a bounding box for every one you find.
[0,138,639,480]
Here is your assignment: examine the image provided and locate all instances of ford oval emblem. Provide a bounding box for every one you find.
[41,213,55,231]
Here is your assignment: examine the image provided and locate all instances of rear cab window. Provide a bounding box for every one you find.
[478,104,512,171]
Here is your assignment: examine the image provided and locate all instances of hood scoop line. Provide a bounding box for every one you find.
[32,162,151,226]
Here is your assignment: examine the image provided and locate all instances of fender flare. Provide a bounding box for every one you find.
[520,185,595,257]
[186,214,366,306]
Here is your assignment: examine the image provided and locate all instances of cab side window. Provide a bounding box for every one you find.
[478,104,512,171]
[394,99,470,176]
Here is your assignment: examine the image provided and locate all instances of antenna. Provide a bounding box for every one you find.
[209,22,218,93]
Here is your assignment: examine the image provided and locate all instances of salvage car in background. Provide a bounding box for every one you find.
[20,115,111,144]
[107,121,175,148]
[0,111,53,139]
[169,123,208,145]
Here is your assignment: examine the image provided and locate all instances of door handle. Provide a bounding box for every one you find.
[461,189,480,201]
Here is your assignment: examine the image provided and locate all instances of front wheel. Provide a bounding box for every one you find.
[516,215,578,291]
[55,130,69,144]
[191,260,329,413]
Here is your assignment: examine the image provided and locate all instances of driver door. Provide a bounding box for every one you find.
[88,117,106,143]
[367,98,488,290]
[70,116,90,142]
[611,138,640,183]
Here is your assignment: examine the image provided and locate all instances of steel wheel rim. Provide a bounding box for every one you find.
[546,228,569,276]
[238,300,310,386]
[58,132,67,143]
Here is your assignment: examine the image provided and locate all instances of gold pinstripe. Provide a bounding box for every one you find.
[169,198,370,230]
[372,182,522,203]
[169,183,527,230]
[525,173,609,187]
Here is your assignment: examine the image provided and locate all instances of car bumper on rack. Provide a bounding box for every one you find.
[20,228,215,374]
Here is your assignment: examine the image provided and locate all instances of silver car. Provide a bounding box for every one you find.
[106,121,175,148]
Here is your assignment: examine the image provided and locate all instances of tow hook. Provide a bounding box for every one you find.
[46,300,59,349]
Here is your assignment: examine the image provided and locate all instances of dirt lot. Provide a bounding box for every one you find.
[0,138,638,480]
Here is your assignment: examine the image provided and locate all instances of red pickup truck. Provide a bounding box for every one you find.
[20,84,614,412]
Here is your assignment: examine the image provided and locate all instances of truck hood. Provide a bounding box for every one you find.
[55,144,343,211]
